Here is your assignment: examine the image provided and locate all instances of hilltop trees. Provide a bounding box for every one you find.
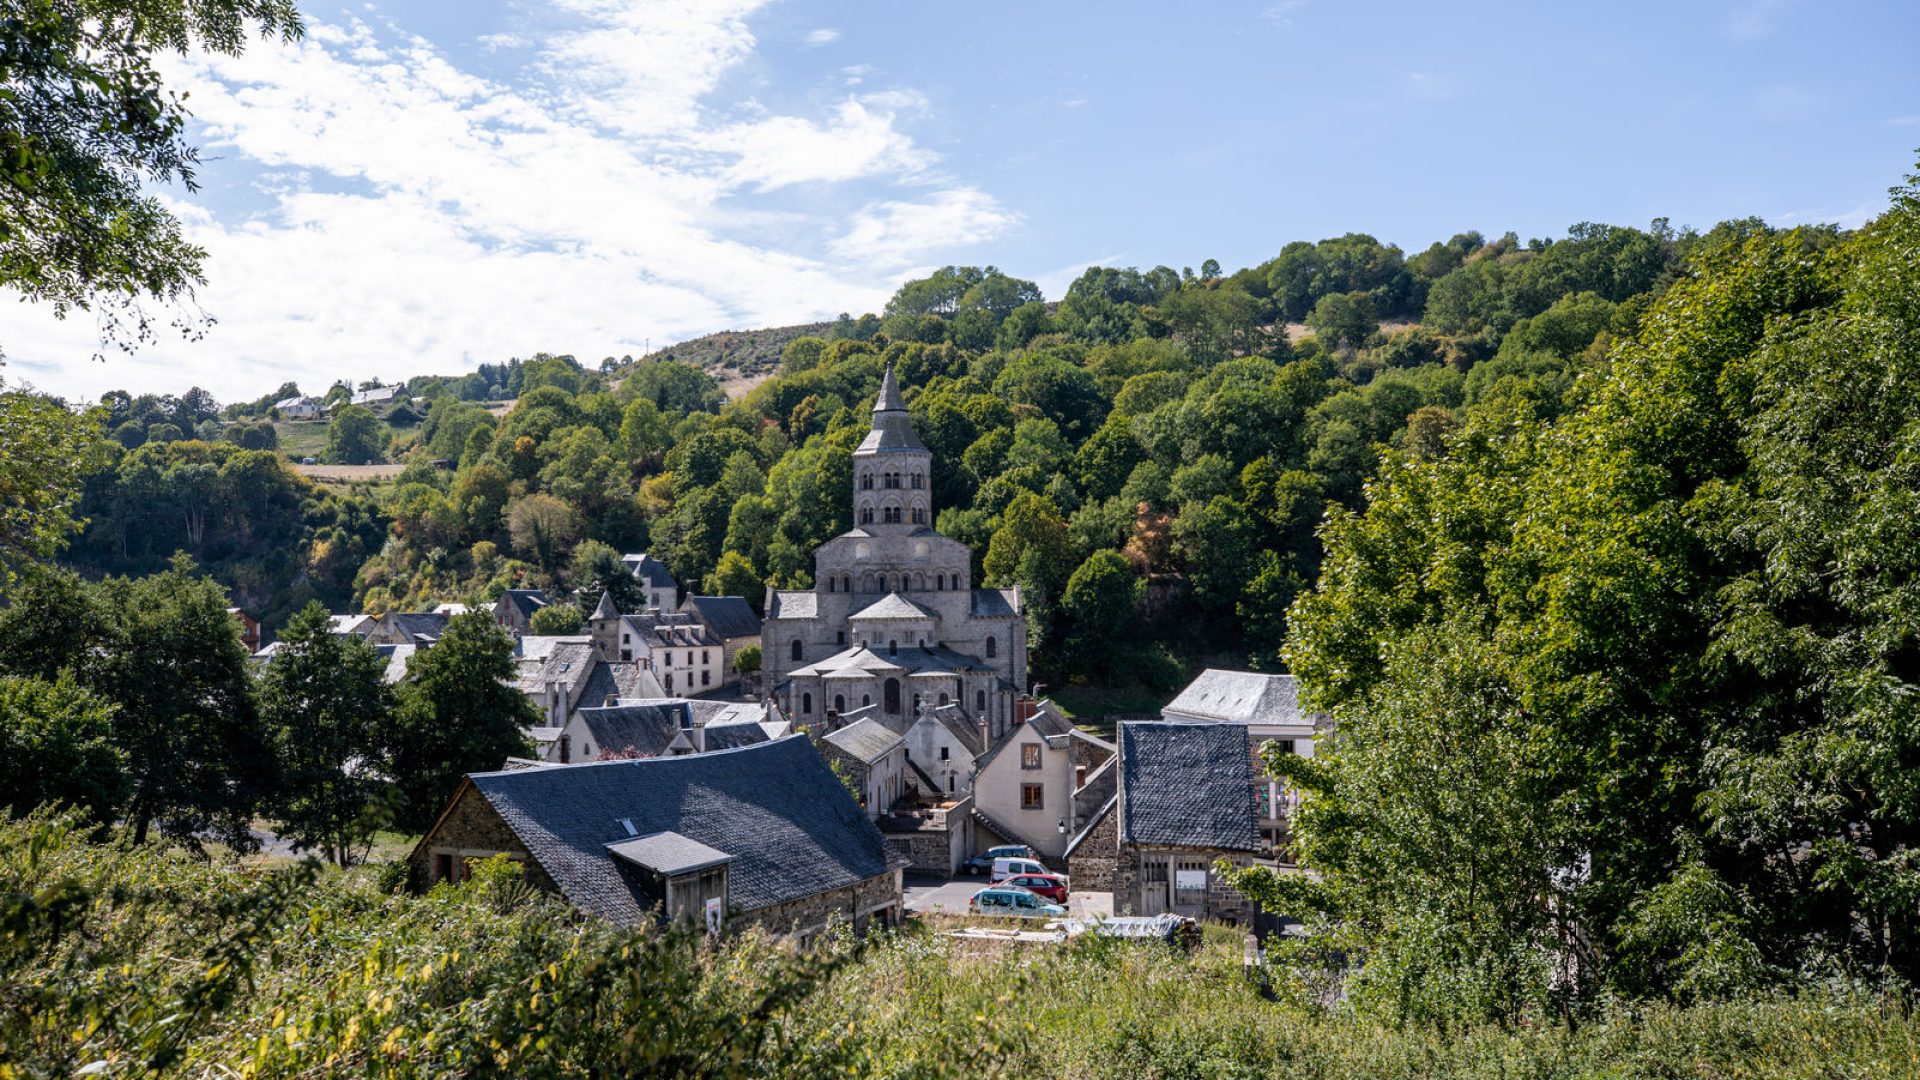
[1233,177,1914,1021]
[324,404,385,464]
[0,384,103,589]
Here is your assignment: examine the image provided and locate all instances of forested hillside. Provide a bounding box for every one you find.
[54,216,1808,695]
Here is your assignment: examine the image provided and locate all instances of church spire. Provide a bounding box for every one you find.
[874,360,906,414]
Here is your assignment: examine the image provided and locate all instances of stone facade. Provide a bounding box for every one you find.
[1064,801,1118,891]
[879,797,973,874]
[731,869,902,939]
[762,364,1028,741]
[409,783,559,895]
[1112,846,1257,926]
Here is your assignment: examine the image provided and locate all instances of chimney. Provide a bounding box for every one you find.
[1015,696,1038,725]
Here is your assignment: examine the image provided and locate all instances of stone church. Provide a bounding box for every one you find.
[763,363,1029,742]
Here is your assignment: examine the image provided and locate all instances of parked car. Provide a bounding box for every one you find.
[968,885,1066,918]
[964,844,1036,875]
[991,856,1051,880]
[992,871,1068,904]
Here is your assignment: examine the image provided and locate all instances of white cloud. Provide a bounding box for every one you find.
[833,190,1019,267]
[803,28,840,47]
[1262,1,1308,27]
[6,4,1015,400]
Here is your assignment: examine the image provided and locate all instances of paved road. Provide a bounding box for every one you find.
[905,872,1113,919]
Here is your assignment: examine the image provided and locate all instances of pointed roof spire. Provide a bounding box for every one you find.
[873,360,905,413]
[591,589,619,621]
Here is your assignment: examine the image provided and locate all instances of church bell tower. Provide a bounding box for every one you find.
[851,362,933,531]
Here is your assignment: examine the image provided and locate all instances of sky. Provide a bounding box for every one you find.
[6,0,1918,403]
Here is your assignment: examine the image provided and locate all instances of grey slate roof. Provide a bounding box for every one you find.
[463,736,892,923]
[701,721,774,751]
[622,553,677,589]
[857,363,927,455]
[576,660,667,710]
[932,706,986,757]
[849,593,936,621]
[576,702,693,758]
[500,589,550,618]
[821,717,904,763]
[1119,721,1259,852]
[591,590,620,620]
[682,595,762,640]
[608,831,732,875]
[768,591,817,620]
[390,612,448,644]
[1163,669,1316,729]
[969,588,1022,618]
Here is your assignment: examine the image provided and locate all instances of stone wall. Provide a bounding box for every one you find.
[736,869,902,939]
[883,829,951,873]
[409,784,559,895]
[1065,801,1117,891]
[1113,845,1257,926]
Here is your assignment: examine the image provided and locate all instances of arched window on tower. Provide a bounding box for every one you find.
[911,473,923,489]
[951,573,960,590]
[827,577,836,592]
[888,639,898,656]
[861,474,873,490]
[802,693,812,714]
[860,507,874,525]
[790,639,803,662]
[884,678,901,713]
[834,694,845,712]
[977,689,986,712]
[843,576,851,592]
[985,636,997,658]
[938,692,949,707]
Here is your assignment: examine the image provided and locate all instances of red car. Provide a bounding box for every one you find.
[993,871,1068,904]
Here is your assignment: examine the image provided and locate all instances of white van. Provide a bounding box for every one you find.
[992,856,1051,880]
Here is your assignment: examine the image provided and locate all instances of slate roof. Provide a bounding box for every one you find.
[622,553,677,590]
[931,706,986,757]
[821,717,904,763]
[791,643,995,680]
[516,641,596,695]
[576,660,667,709]
[682,595,762,640]
[684,699,768,728]
[500,589,550,618]
[576,702,693,758]
[608,831,732,875]
[516,634,588,660]
[591,590,620,620]
[329,613,375,636]
[390,612,449,644]
[701,721,775,751]
[374,643,416,684]
[460,736,893,923]
[857,363,927,455]
[767,591,818,619]
[969,588,1022,618]
[1119,722,1259,852]
[849,593,936,621]
[1163,670,1317,730]
[618,612,721,648]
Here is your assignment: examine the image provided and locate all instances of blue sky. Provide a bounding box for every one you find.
[9,0,1918,402]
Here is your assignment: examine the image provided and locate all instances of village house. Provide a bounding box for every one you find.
[273,395,322,419]
[227,607,260,653]
[494,589,551,637]
[1162,669,1326,854]
[900,704,985,801]
[967,703,1116,863]
[361,610,450,647]
[1104,721,1264,924]
[816,716,908,818]
[622,552,678,611]
[513,636,667,735]
[679,594,762,677]
[588,594,725,696]
[409,736,903,937]
[547,698,786,763]
[347,384,401,409]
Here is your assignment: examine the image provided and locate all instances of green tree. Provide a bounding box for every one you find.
[95,556,272,847]
[323,404,385,464]
[570,539,642,613]
[704,550,764,609]
[1058,550,1139,675]
[529,603,583,635]
[389,613,536,830]
[733,642,761,675]
[508,494,580,571]
[0,672,126,823]
[256,603,394,865]
[0,0,302,351]
[0,384,105,588]
[1306,290,1379,350]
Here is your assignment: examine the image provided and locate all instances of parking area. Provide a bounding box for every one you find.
[904,873,1113,919]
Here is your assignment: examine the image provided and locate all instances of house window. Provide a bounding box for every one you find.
[1176,859,1208,893]
[803,693,812,714]
[663,675,672,693]
[701,670,710,687]
[791,639,803,662]
[939,746,950,761]
[1021,744,1041,770]
[1021,784,1044,810]
[948,774,956,793]
[434,852,454,882]
[1274,739,1296,756]
[1145,861,1168,884]
[621,649,631,661]
[663,650,672,666]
